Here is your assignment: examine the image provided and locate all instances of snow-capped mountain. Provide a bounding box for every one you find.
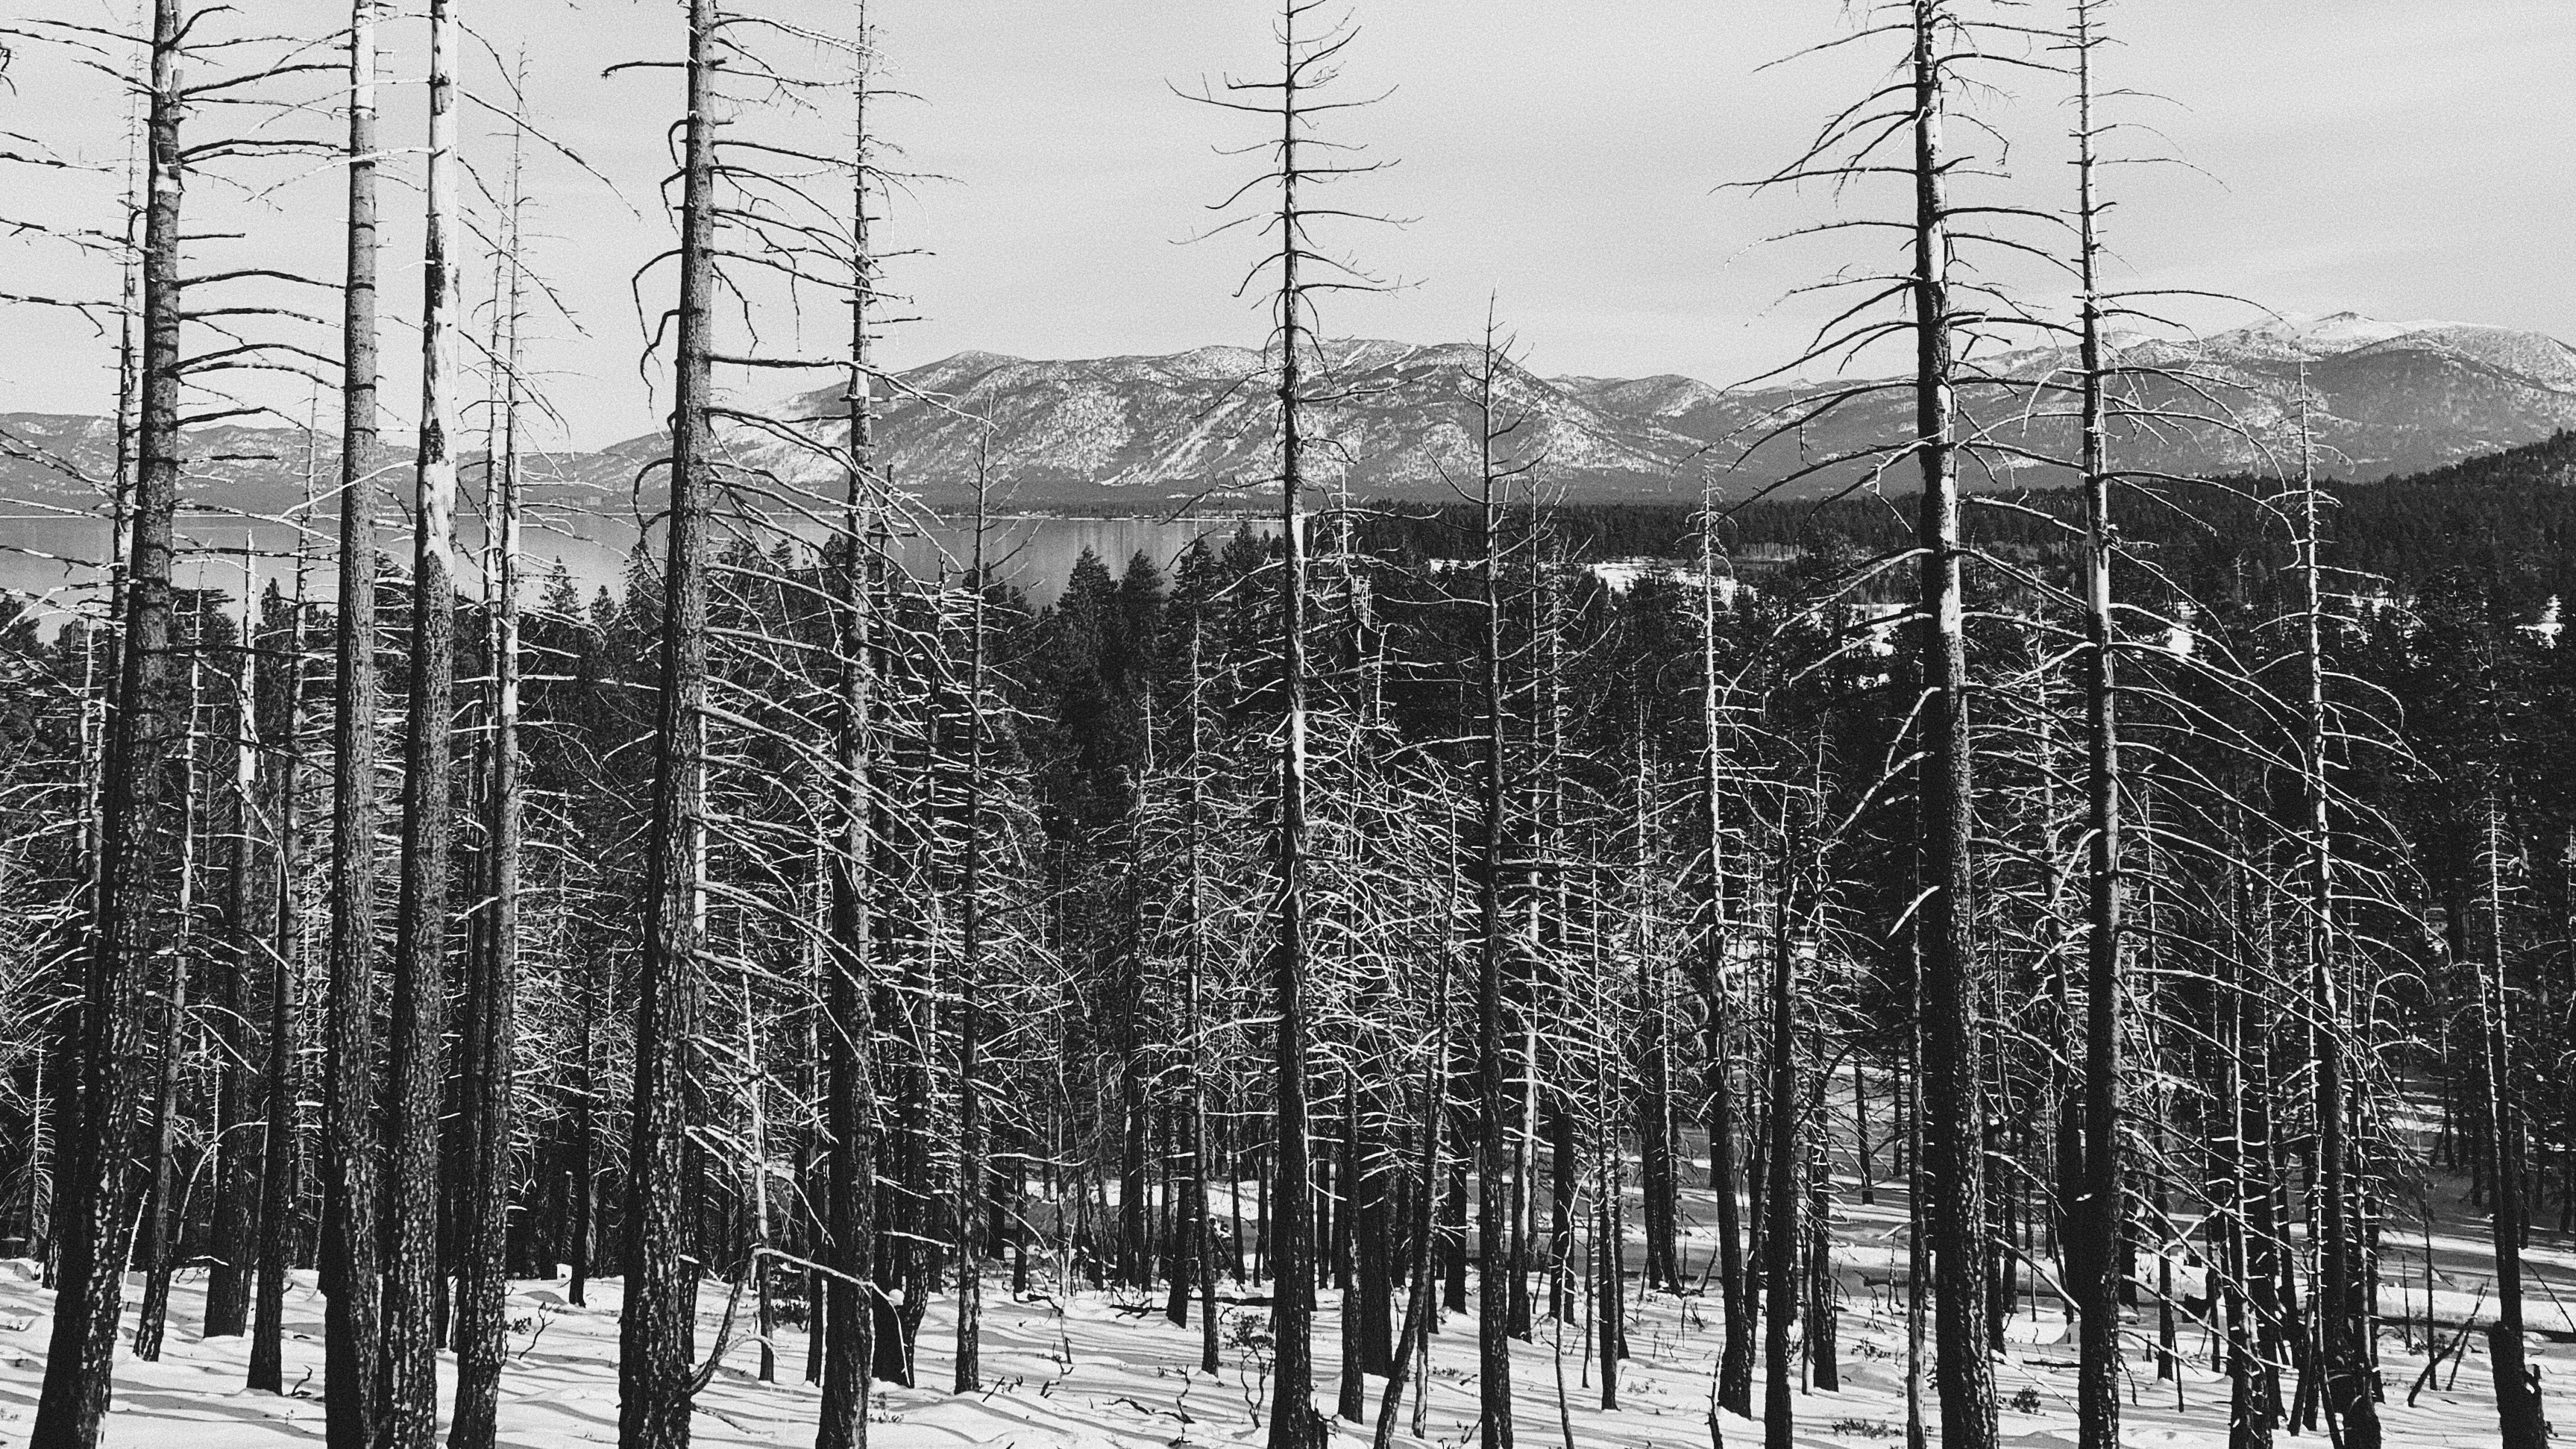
[8,313,2576,528]
[554,339,1714,511]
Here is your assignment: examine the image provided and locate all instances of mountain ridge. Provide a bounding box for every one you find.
[7,312,2575,529]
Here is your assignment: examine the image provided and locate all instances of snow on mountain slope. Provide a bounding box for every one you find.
[10,312,2576,523]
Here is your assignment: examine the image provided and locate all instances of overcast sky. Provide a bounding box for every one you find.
[5,0,2570,450]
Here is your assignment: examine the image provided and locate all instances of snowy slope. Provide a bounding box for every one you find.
[0,1148,2556,1449]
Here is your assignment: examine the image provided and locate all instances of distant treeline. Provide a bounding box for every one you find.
[1332,429,2576,611]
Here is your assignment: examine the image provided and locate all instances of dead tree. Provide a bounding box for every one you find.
[2290,386,2380,1449]
[817,9,885,1445]
[31,2,192,1439]
[380,0,464,1439]
[1181,5,1395,1439]
[2067,7,2125,1445]
[249,511,312,1392]
[1697,483,1753,1417]
[1734,1,2093,1436]
[1469,321,1524,1449]
[2477,785,2547,1449]
[451,92,529,1448]
[1904,7,1994,1439]
[321,4,389,1442]
[619,0,717,1439]
[203,544,264,1339]
[952,456,992,1392]
[1172,604,1224,1375]
[131,609,204,1364]
[1762,823,1802,1449]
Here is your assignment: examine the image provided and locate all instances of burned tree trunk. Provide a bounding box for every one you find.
[451,158,527,1448]
[1762,834,1801,1449]
[380,1,463,1438]
[31,0,189,1436]
[952,473,990,1393]
[1909,5,1995,1444]
[2069,10,2126,1445]
[204,550,263,1339]
[817,15,882,1442]
[1698,488,1753,1418]
[2291,385,2381,1449]
[619,0,717,1440]
[2478,793,2547,1449]
[249,550,310,1393]
[132,632,202,1365]
[1471,319,1518,1449]
[320,4,388,1442]
[1260,12,1322,1443]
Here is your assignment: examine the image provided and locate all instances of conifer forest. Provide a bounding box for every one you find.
[5,2,2576,1448]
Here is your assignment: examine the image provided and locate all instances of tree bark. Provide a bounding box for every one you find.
[816,17,882,1440]
[380,2,462,1437]
[251,559,310,1392]
[2291,374,2381,1449]
[2479,793,2548,1449]
[1909,6,1995,1444]
[205,552,264,1339]
[1263,13,1319,1445]
[320,3,388,1439]
[451,165,526,1447]
[621,1,717,1441]
[132,633,201,1365]
[952,470,990,1392]
[1471,321,1518,1449]
[31,1,188,1434]
[1697,485,1753,1418]
[1372,944,1449,1449]
[1763,841,1800,1449]
[2070,11,2125,1443]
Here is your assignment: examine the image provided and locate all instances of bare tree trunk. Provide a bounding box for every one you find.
[1698,488,1753,1418]
[2234,840,2287,1442]
[321,4,388,1439]
[1185,616,1223,1371]
[31,1,187,1433]
[251,536,312,1392]
[2070,10,2125,1444]
[451,141,526,1445]
[1336,1069,1367,1422]
[206,549,264,1339]
[380,3,462,1438]
[1762,835,1800,1449]
[1909,6,1994,1445]
[816,16,882,1440]
[133,630,203,1365]
[1633,704,1678,1294]
[621,1,717,1442]
[2478,792,2547,1448]
[952,462,990,1392]
[1264,13,1319,1445]
[1806,1137,1839,1393]
[34,53,142,1293]
[1374,941,1449,1449]
[2291,377,2381,1449]
[1471,320,1518,1449]
[1597,1039,1624,1412]
[744,987,776,1383]
[1904,1001,1929,1449]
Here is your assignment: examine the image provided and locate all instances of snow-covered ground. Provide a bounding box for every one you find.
[0,1163,2551,1448]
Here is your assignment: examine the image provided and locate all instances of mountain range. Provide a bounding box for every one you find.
[7,312,2576,537]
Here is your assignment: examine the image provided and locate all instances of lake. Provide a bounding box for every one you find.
[0,509,1280,625]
